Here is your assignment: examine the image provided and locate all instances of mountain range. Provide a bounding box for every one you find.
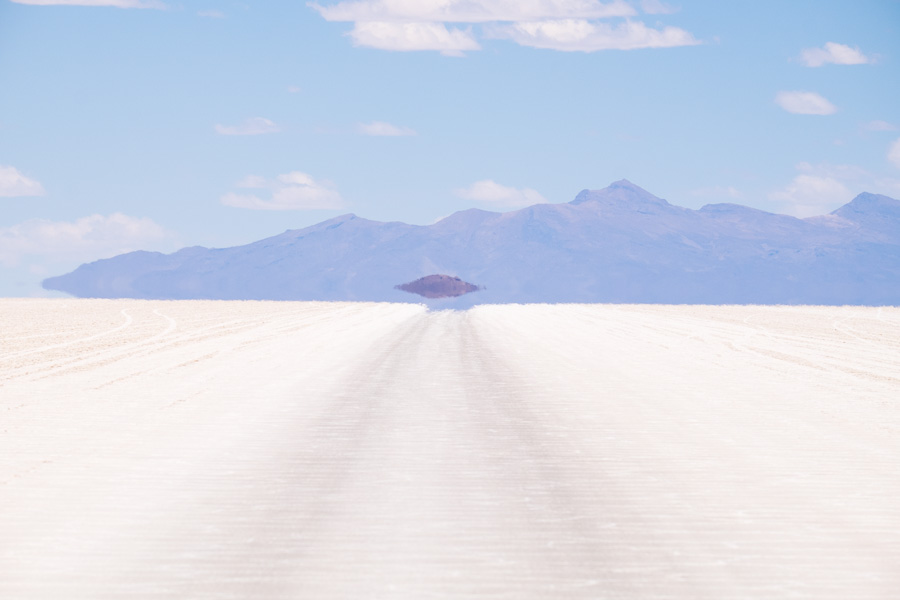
[43,180,900,306]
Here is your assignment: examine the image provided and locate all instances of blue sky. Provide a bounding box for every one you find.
[1,0,899,296]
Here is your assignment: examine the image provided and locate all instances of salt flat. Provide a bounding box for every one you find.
[1,299,899,599]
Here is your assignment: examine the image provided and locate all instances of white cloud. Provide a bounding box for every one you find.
[768,163,872,217]
[889,138,900,169]
[310,0,636,23]
[347,21,480,55]
[214,117,280,136]
[287,85,302,93]
[770,161,900,216]
[0,213,170,268]
[11,0,164,7]
[774,91,836,115]
[221,171,344,210]
[865,120,897,132]
[640,0,678,15]
[800,42,871,67]
[769,174,851,217]
[0,165,46,198]
[487,19,699,51]
[357,121,417,136]
[197,9,224,18]
[310,0,699,54]
[455,180,547,208]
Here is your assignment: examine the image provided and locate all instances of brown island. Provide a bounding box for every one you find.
[395,274,481,299]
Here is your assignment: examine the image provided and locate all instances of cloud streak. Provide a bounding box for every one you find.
[310,0,636,23]
[865,120,897,132]
[775,91,836,115]
[358,121,417,136]
[310,0,698,54]
[11,0,164,8]
[0,165,46,198]
[487,19,698,51]
[0,213,170,267]
[800,42,871,67]
[347,22,480,55]
[455,180,547,208]
[221,171,344,210]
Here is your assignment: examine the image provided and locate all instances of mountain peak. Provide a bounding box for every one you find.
[830,192,900,238]
[832,192,900,219]
[324,213,359,224]
[609,178,641,191]
[571,179,670,208]
[834,191,899,210]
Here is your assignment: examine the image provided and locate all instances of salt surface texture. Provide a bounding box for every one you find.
[2,299,899,599]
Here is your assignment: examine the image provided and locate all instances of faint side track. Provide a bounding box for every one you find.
[1,301,338,383]
[0,307,134,362]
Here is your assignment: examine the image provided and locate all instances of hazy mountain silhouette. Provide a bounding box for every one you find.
[43,180,900,306]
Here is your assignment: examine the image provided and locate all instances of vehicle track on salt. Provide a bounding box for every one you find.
[1,299,899,599]
[0,308,135,362]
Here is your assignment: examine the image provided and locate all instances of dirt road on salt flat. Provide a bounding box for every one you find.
[1,300,899,598]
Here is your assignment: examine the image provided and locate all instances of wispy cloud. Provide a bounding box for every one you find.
[309,0,697,55]
[864,120,897,132]
[214,117,281,136]
[640,0,678,15]
[347,21,480,55]
[0,213,170,268]
[775,91,836,115]
[799,42,871,67]
[769,163,870,217]
[197,9,224,18]
[357,121,417,136]
[770,175,850,218]
[11,0,164,8]
[310,0,636,23]
[0,165,46,198]
[221,171,344,210]
[487,19,698,52]
[455,180,547,208]
[889,138,900,169]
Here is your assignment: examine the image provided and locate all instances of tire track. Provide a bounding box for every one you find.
[0,309,133,362]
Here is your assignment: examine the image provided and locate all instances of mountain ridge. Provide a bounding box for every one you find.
[43,181,900,306]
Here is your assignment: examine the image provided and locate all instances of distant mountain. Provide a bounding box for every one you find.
[43,180,900,306]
